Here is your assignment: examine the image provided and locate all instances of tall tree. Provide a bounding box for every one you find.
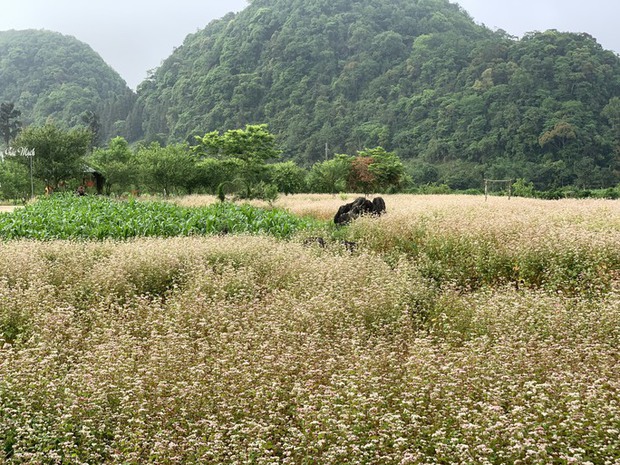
[81,110,102,151]
[13,123,91,189]
[268,161,307,195]
[602,97,620,180]
[0,159,31,201]
[0,102,22,147]
[348,156,376,194]
[363,146,407,192]
[88,136,135,194]
[135,142,196,195]
[307,154,352,194]
[192,124,281,197]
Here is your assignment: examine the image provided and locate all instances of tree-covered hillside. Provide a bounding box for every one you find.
[133,0,620,189]
[0,29,135,144]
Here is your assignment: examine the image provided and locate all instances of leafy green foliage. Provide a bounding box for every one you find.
[308,147,406,194]
[267,161,307,194]
[81,110,102,150]
[0,102,21,147]
[135,142,196,195]
[0,159,31,201]
[511,178,536,197]
[0,194,320,240]
[307,154,352,193]
[361,146,407,192]
[13,123,91,188]
[193,124,280,163]
[192,124,281,197]
[195,157,244,195]
[88,136,136,195]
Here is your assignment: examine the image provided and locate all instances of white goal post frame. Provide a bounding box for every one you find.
[484,178,513,201]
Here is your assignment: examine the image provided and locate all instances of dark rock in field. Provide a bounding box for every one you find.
[303,236,326,247]
[303,236,357,253]
[372,197,386,215]
[341,240,357,252]
[334,197,372,225]
[334,196,386,225]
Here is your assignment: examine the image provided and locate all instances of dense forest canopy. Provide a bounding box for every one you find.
[0,29,135,142]
[2,0,620,190]
[130,0,620,189]
[133,0,493,149]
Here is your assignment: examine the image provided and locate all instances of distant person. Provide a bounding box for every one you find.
[76,185,86,196]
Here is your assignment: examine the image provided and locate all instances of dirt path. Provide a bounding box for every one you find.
[0,205,20,213]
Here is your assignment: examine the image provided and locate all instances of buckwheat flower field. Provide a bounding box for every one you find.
[0,194,619,464]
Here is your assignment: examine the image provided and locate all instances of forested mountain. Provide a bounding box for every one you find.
[0,29,135,143]
[2,1,619,190]
[133,0,620,189]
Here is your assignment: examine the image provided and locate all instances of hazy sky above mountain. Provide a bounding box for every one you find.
[454,0,619,53]
[0,0,248,89]
[0,0,618,90]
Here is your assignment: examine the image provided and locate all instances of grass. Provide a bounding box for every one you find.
[0,194,619,463]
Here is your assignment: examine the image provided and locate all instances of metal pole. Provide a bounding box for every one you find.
[30,154,34,198]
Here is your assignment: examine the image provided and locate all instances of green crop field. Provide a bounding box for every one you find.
[0,194,619,464]
[0,194,321,240]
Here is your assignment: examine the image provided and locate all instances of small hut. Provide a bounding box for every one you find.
[82,166,105,195]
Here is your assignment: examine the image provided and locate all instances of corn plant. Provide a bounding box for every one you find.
[0,194,322,240]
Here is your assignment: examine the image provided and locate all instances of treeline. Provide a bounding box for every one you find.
[1,123,408,201]
[2,122,618,203]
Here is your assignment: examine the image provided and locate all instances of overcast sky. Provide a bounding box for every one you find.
[0,0,618,90]
[454,0,619,53]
